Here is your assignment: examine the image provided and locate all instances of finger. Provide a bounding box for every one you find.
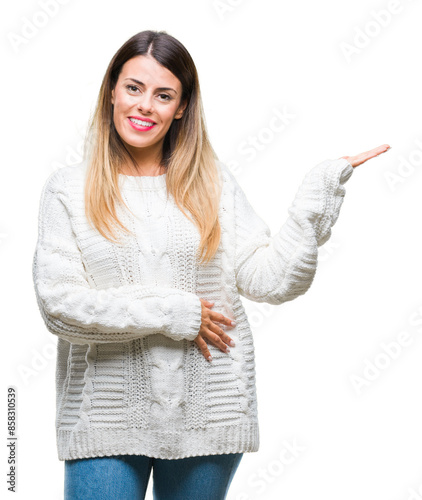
[206,323,234,352]
[352,144,391,166]
[341,144,391,167]
[210,311,236,328]
[361,145,390,162]
[194,334,213,361]
[359,144,390,158]
[200,299,214,307]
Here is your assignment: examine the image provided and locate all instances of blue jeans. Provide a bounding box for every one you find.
[64,452,243,500]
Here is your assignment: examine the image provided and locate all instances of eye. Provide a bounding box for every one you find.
[125,85,172,101]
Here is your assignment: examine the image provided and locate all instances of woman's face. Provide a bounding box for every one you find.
[111,54,186,156]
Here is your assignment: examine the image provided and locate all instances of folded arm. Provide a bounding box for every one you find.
[32,169,202,345]
[227,158,354,304]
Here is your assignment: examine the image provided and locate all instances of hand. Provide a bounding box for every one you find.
[194,299,236,362]
[340,143,391,168]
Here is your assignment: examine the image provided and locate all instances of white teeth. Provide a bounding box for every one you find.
[129,117,155,127]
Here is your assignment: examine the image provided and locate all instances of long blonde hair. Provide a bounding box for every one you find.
[82,30,222,265]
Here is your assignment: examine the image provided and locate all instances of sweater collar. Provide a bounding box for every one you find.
[118,173,167,190]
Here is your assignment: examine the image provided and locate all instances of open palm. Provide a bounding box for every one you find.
[340,143,391,168]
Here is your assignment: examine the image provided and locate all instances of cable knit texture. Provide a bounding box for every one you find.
[32,157,353,461]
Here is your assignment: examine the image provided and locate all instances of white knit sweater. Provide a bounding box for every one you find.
[32,157,354,461]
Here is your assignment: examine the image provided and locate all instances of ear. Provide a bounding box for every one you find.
[174,98,187,120]
[111,88,115,105]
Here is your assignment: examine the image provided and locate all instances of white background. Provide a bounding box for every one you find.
[2,0,422,498]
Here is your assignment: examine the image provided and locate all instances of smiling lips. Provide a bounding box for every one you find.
[128,116,156,131]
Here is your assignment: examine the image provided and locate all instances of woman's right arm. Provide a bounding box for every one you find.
[32,170,202,345]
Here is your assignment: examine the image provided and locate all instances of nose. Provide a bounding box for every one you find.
[137,92,154,114]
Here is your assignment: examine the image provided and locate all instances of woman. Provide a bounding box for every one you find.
[32,29,390,499]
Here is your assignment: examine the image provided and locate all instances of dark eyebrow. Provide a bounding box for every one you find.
[123,77,178,94]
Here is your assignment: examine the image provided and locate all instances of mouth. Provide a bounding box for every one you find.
[128,117,156,131]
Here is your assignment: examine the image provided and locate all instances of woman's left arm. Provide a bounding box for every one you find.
[230,144,390,304]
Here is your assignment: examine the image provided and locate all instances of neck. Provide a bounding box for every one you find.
[120,141,166,176]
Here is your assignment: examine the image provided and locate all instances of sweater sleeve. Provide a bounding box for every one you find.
[228,158,354,304]
[32,169,202,345]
